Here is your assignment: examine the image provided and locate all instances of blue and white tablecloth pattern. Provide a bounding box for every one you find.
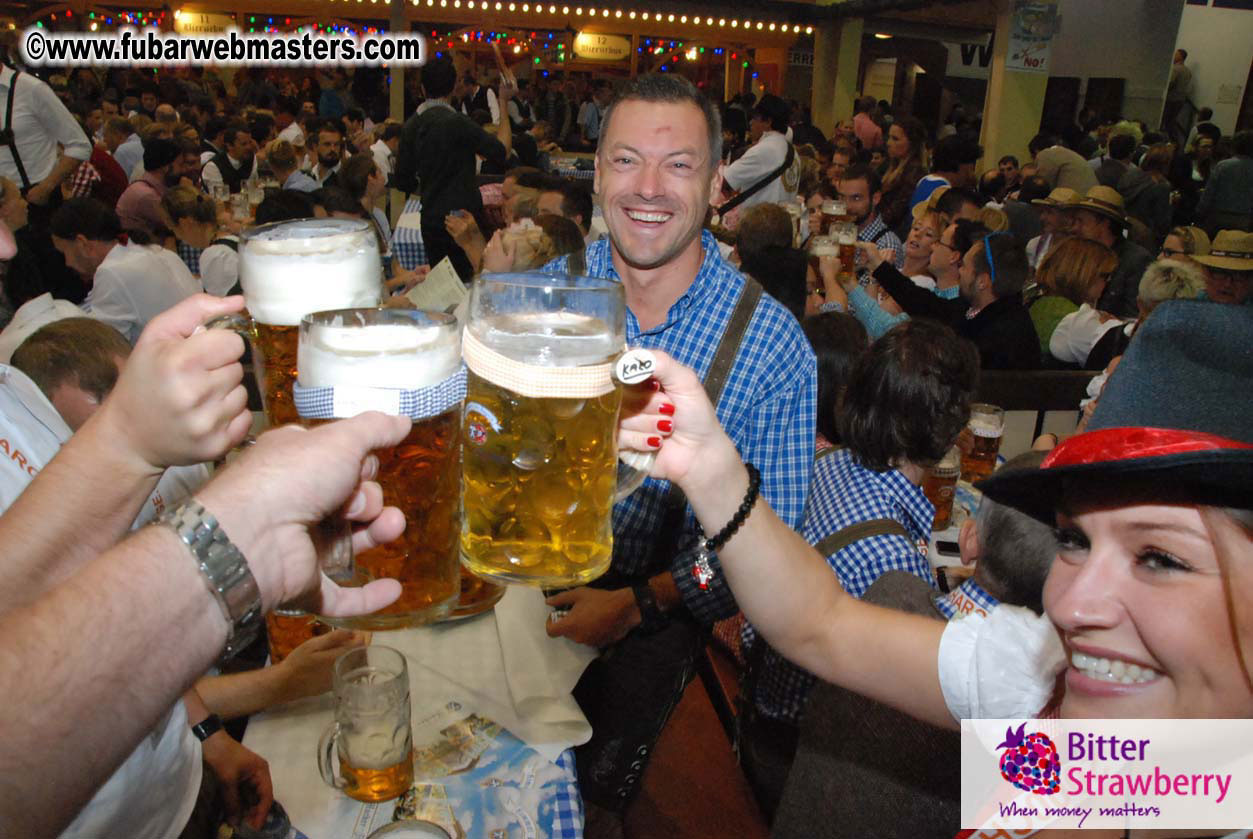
[552,749,584,838]
[393,197,427,270]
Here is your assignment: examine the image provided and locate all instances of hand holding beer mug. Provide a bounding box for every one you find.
[459,273,655,587]
[319,645,414,802]
[294,308,465,629]
[961,403,1005,484]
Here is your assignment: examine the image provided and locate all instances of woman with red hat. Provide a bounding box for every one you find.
[618,299,1253,829]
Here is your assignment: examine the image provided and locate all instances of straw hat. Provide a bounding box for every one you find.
[911,185,949,220]
[1073,185,1127,226]
[1192,230,1253,272]
[1029,187,1079,209]
[1172,225,1211,256]
[978,300,1253,522]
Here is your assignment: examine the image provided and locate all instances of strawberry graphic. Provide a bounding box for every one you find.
[996,723,1061,795]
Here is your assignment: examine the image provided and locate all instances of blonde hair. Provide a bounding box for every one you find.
[915,208,950,239]
[267,139,300,172]
[978,206,1009,233]
[161,185,217,225]
[1035,237,1118,306]
[1139,259,1205,310]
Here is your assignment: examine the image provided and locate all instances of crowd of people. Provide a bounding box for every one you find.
[0,41,1250,839]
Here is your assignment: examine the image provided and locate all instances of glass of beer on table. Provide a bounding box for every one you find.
[459,273,655,588]
[319,645,413,802]
[211,219,382,648]
[961,403,1005,484]
[295,307,465,629]
[923,447,962,531]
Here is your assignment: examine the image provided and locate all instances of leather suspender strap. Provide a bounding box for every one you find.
[3,71,32,192]
[813,517,910,559]
[646,277,764,572]
[717,143,794,216]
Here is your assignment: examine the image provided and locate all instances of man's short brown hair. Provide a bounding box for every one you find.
[10,318,132,403]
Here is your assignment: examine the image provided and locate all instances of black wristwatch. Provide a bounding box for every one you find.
[632,582,667,633]
[191,713,224,742]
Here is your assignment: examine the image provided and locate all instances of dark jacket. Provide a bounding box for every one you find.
[394,103,507,223]
[1097,236,1154,320]
[872,263,1042,370]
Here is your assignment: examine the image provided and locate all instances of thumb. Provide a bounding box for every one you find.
[137,294,246,346]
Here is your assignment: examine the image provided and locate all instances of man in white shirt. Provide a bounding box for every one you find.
[308,121,343,187]
[49,198,201,342]
[457,72,500,126]
[371,122,401,186]
[0,63,93,208]
[274,97,304,148]
[200,120,258,195]
[722,93,800,215]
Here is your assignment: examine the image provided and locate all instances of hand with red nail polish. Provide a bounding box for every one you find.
[657,419,673,433]
[659,403,676,416]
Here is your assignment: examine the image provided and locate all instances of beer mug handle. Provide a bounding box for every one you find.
[318,722,348,791]
[204,312,255,338]
[616,450,656,501]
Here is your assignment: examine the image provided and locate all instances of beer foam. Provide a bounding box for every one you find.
[240,220,382,326]
[470,313,622,367]
[299,322,461,389]
[970,418,1004,438]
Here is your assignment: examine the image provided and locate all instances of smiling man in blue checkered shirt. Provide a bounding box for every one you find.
[737,318,978,819]
[539,74,816,830]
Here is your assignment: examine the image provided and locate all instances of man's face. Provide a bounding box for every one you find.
[930,222,960,276]
[317,131,343,168]
[537,189,564,218]
[958,241,983,302]
[999,160,1019,183]
[1074,209,1108,243]
[228,130,256,159]
[173,152,201,183]
[141,92,158,113]
[86,109,104,136]
[826,152,850,184]
[1204,268,1253,306]
[836,177,877,226]
[501,176,519,200]
[1175,49,1185,64]
[102,100,119,119]
[748,113,767,143]
[346,118,363,135]
[51,234,97,278]
[594,98,720,272]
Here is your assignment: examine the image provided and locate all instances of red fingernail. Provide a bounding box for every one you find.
[647,378,662,391]
[657,419,673,433]
[659,403,675,416]
[647,436,662,448]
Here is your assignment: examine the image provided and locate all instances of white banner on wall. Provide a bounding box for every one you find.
[1007,0,1060,74]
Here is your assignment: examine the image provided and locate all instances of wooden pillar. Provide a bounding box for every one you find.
[979,0,1050,171]
[724,50,743,101]
[388,0,406,225]
[630,32,639,78]
[812,17,862,135]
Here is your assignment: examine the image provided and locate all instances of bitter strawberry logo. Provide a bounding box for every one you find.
[997,723,1061,795]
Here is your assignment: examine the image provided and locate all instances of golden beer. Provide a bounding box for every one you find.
[320,646,413,803]
[299,308,464,627]
[339,750,414,802]
[922,448,962,531]
[448,568,506,619]
[265,609,325,664]
[251,322,301,427]
[461,370,621,587]
[961,403,1005,484]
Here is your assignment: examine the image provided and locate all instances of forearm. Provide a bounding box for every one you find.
[195,667,292,720]
[0,414,160,613]
[679,436,952,729]
[0,525,227,836]
[39,153,82,190]
[496,117,513,160]
[849,284,908,340]
[873,262,959,324]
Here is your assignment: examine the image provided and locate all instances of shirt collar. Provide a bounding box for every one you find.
[934,576,1000,619]
[846,453,935,540]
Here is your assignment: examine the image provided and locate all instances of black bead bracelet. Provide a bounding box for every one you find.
[703,462,762,552]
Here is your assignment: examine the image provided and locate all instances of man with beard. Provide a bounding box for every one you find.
[309,121,344,188]
[200,121,257,195]
[539,73,816,838]
[116,138,180,240]
[837,163,903,285]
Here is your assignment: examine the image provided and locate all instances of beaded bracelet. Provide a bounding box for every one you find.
[691,462,762,590]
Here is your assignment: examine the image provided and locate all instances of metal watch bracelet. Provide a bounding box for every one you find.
[158,501,262,661]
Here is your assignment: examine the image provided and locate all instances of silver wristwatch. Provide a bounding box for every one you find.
[158,501,262,661]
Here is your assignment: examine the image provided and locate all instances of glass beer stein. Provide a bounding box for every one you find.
[211,219,382,644]
[319,645,414,802]
[295,308,465,629]
[459,273,654,588]
[961,403,1006,484]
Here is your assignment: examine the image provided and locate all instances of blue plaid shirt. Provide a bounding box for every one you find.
[744,446,933,723]
[935,576,1000,619]
[545,230,817,623]
[857,213,904,287]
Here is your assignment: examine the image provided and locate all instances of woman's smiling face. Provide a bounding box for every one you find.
[1045,496,1253,720]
